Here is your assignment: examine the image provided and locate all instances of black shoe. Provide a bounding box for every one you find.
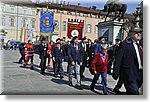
[76,85,83,90]
[113,88,123,95]
[54,74,59,77]
[23,65,26,68]
[90,86,95,91]
[60,76,64,79]
[80,75,85,78]
[104,93,108,95]
[69,82,73,86]
[30,66,34,70]
[18,62,22,64]
[40,71,45,75]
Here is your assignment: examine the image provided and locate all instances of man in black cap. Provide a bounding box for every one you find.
[112,27,143,95]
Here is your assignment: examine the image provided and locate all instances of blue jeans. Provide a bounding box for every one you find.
[90,72,107,94]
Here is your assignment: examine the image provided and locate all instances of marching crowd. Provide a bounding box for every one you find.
[18,27,143,95]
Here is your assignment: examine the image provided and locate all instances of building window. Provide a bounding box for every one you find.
[31,19,36,28]
[23,10,27,14]
[11,7,15,13]
[54,20,59,30]
[1,6,4,12]
[0,16,5,26]
[62,21,67,31]
[22,18,27,28]
[95,26,98,34]
[9,17,15,27]
[32,11,35,15]
[86,24,92,33]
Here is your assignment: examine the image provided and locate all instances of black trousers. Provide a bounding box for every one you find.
[87,54,93,67]
[67,62,70,74]
[55,60,64,76]
[19,53,25,63]
[107,59,113,73]
[40,57,47,74]
[124,80,139,95]
[80,54,87,76]
[52,59,56,75]
[124,70,143,95]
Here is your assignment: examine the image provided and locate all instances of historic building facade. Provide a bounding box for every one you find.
[0,1,109,43]
[0,2,37,43]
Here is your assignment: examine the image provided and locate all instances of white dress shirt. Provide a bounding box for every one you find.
[82,43,86,52]
[132,40,143,69]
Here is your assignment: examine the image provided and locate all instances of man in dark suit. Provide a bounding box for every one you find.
[79,37,88,78]
[39,40,48,75]
[51,38,60,76]
[113,27,143,95]
[53,42,64,79]
[87,39,94,68]
[68,36,82,89]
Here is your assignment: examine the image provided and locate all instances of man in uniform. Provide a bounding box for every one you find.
[53,42,64,78]
[24,40,34,70]
[39,39,48,75]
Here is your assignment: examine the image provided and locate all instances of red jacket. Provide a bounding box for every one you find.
[91,53,108,73]
[24,43,34,56]
[47,45,52,55]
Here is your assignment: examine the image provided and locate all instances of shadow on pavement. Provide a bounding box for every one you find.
[51,78,68,85]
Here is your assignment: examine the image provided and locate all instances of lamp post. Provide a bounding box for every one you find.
[133,3,142,29]
[16,4,19,40]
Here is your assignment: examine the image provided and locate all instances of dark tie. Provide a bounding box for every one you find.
[75,44,78,52]
[136,43,143,67]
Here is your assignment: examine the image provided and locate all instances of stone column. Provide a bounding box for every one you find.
[97,20,124,43]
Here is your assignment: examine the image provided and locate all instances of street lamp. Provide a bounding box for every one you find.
[133,3,142,29]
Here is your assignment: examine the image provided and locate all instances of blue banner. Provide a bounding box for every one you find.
[40,11,54,34]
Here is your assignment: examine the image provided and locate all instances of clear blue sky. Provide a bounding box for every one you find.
[32,0,143,13]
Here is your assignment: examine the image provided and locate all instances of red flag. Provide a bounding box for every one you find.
[67,19,84,40]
